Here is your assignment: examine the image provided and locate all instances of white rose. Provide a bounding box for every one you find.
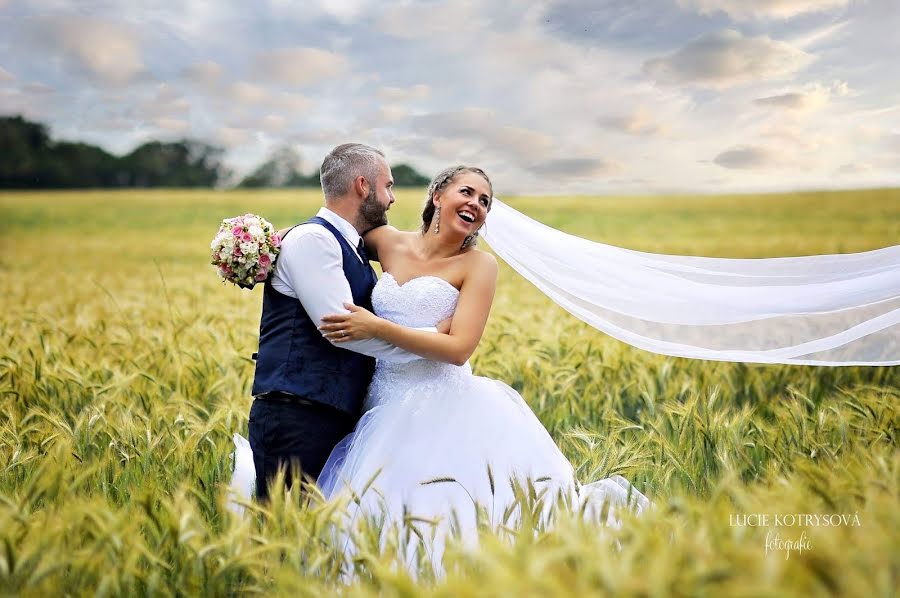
[249,225,264,237]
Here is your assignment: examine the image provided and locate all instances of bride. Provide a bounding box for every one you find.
[293,166,646,557]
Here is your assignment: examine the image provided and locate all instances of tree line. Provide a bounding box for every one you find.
[0,115,430,189]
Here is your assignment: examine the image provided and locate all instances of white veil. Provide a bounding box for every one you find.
[480,198,900,366]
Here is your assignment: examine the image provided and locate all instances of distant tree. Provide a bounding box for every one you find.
[0,116,52,187]
[239,145,306,188]
[121,140,229,187]
[45,142,119,187]
[392,163,430,186]
[0,115,231,188]
[0,114,429,189]
[239,151,429,189]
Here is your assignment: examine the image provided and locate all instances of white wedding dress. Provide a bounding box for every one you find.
[231,271,649,568]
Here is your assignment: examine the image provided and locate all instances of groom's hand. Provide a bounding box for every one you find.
[437,317,452,334]
[320,303,382,342]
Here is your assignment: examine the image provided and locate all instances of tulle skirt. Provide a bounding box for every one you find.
[232,367,649,571]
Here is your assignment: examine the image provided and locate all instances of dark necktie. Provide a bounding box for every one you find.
[356,238,369,263]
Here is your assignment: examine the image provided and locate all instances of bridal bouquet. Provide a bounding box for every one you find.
[210,214,281,289]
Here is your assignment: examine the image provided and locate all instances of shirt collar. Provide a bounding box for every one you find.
[316,207,361,248]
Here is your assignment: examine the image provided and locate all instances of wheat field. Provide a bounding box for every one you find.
[1,188,899,596]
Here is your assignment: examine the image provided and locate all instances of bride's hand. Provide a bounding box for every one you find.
[319,302,382,341]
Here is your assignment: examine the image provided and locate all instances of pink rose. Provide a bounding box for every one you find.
[272,234,281,248]
[259,254,271,268]
[255,271,268,281]
[233,247,242,256]
[242,232,253,242]
[232,225,243,235]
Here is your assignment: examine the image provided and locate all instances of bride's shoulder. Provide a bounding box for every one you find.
[462,248,498,277]
[364,225,406,248]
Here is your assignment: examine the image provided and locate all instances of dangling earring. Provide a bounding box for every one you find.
[433,206,441,234]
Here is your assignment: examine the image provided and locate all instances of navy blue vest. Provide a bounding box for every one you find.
[251,216,377,415]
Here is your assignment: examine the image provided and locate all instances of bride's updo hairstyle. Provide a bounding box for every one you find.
[421,166,493,246]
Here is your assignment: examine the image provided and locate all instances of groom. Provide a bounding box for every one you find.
[249,142,432,501]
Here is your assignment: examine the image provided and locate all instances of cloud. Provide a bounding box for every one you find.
[410,109,555,164]
[376,1,491,42]
[30,16,148,86]
[643,29,812,88]
[222,82,311,120]
[530,157,623,177]
[228,82,268,105]
[753,83,842,113]
[713,145,783,169]
[884,133,900,154]
[678,0,851,21]
[377,84,431,102]
[0,66,14,84]
[252,47,349,86]
[153,117,190,134]
[836,162,873,175]
[214,126,256,148]
[180,61,223,91]
[600,107,669,136]
[761,124,835,152]
[139,84,189,119]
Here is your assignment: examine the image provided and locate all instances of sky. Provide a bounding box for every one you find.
[1,0,899,194]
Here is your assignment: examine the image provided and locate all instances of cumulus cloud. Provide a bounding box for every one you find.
[252,47,349,86]
[180,61,222,91]
[753,81,848,112]
[221,82,311,121]
[678,0,851,21]
[377,84,431,102]
[713,145,783,169]
[600,107,668,136]
[761,124,835,152]
[530,157,623,177]
[30,16,148,86]
[214,126,256,148]
[410,109,555,164]
[140,84,189,119]
[153,117,190,134]
[376,1,491,41]
[836,162,873,175]
[3,0,896,193]
[643,29,812,88]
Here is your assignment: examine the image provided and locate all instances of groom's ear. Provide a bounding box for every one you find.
[353,175,368,198]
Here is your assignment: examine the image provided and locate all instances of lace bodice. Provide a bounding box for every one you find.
[371,272,459,327]
[365,272,472,410]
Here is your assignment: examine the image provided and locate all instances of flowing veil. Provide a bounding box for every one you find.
[480,198,900,366]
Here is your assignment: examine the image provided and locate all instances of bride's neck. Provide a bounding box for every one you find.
[417,230,463,260]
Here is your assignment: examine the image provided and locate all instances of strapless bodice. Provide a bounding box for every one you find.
[365,272,471,410]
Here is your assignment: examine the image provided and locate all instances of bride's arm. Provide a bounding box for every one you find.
[320,252,497,366]
[361,225,403,262]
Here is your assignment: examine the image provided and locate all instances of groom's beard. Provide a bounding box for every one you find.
[356,186,388,231]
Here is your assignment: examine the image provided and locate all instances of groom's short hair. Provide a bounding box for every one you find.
[320,143,385,199]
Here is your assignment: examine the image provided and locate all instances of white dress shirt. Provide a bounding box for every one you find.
[271,207,429,363]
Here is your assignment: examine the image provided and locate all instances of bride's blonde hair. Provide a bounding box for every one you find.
[420,166,493,246]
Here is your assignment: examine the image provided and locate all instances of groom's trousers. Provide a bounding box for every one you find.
[248,394,356,502]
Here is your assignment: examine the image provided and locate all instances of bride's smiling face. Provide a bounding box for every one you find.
[435,171,493,236]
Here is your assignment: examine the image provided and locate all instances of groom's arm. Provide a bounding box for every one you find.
[274,225,432,363]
